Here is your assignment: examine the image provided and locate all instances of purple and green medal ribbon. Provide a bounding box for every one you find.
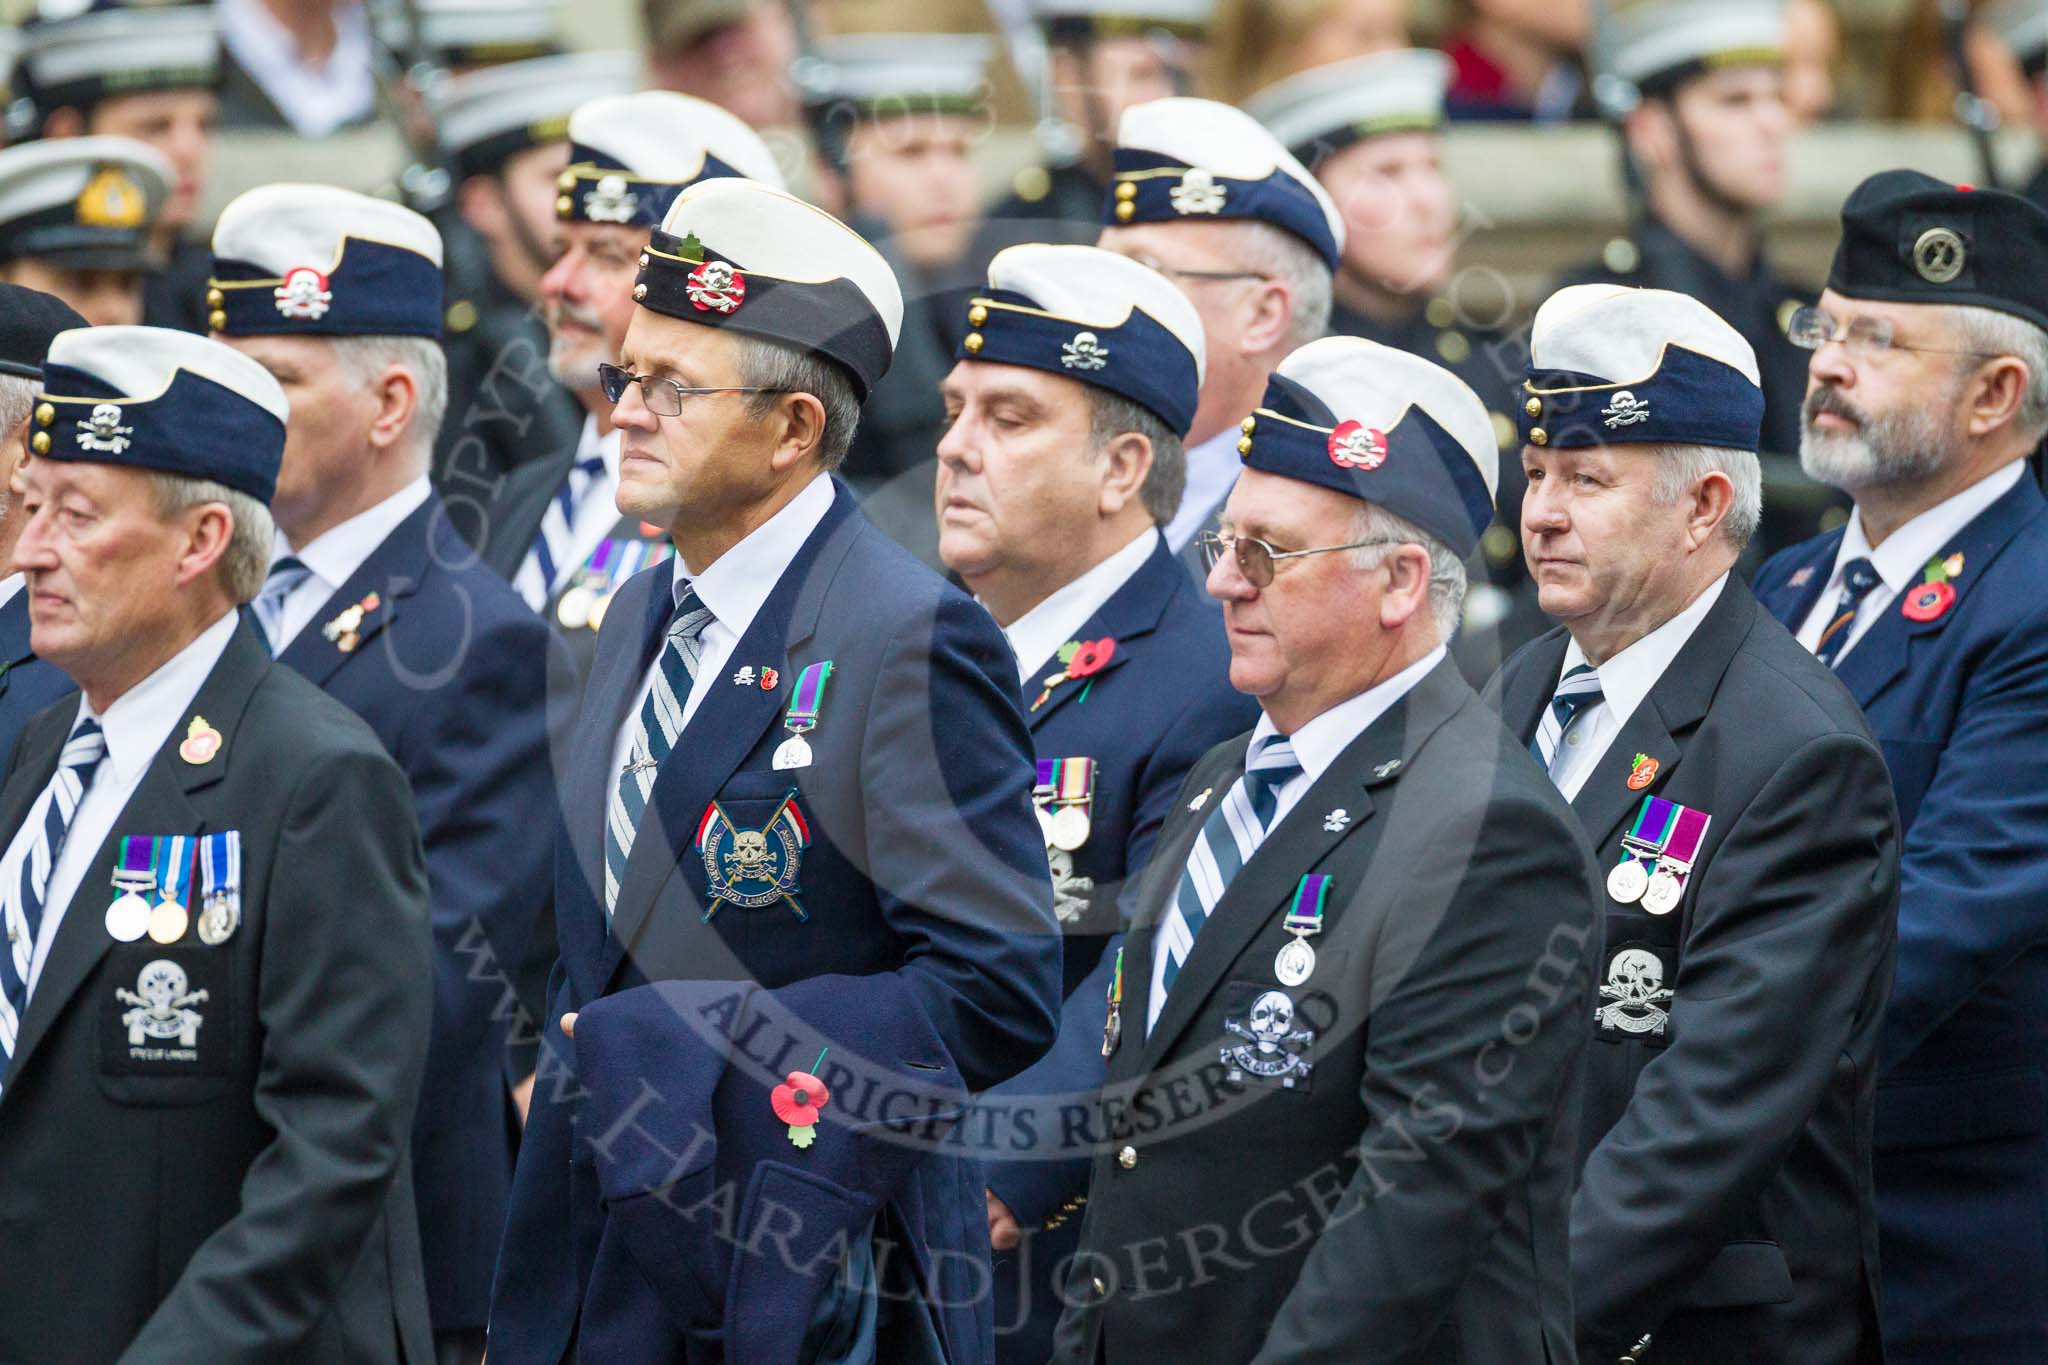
[1285,873,1331,935]
[153,835,195,908]
[1034,758,1057,801]
[115,834,155,891]
[1619,795,1679,870]
[784,661,833,734]
[578,538,618,590]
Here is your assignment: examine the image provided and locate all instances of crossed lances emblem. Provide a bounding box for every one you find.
[117,959,209,1047]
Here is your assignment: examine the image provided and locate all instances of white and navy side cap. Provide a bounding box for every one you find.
[432,51,640,180]
[208,184,445,339]
[0,136,169,269]
[13,0,219,122]
[1519,284,1763,454]
[1601,0,1784,94]
[1034,0,1212,39]
[557,90,785,228]
[375,0,563,68]
[1241,336,1498,559]
[1109,97,1345,272]
[959,244,1205,436]
[31,325,288,504]
[796,33,994,117]
[1987,0,2048,75]
[637,178,904,401]
[1246,49,1450,168]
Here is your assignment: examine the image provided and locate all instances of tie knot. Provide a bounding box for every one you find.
[1550,663,1604,724]
[669,586,714,641]
[1841,557,1881,596]
[1244,735,1302,798]
[262,556,310,592]
[61,717,106,770]
[575,455,607,478]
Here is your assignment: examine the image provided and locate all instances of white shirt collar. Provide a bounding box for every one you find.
[74,609,239,788]
[1001,528,1160,684]
[281,477,433,595]
[1165,428,1241,551]
[668,474,836,631]
[1248,644,1449,788]
[1562,572,1728,727]
[0,573,23,610]
[1835,460,2027,595]
[219,0,375,138]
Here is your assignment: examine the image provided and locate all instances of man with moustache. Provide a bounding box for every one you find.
[471,89,784,670]
[0,285,86,761]
[934,242,1257,1363]
[1754,170,2048,1364]
[1053,335,1597,1365]
[1496,284,1898,1364]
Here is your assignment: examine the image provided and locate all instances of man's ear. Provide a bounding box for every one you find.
[1096,429,1154,517]
[767,391,830,473]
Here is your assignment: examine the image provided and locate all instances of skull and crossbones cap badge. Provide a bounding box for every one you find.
[207,184,444,339]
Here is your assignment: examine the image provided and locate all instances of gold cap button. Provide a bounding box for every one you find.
[967,304,987,326]
[30,431,50,455]
[964,332,983,353]
[1115,200,1136,222]
[1237,437,1252,456]
[1530,427,1548,446]
[1115,181,1136,200]
[1524,397,1542,417]
[34,403,53,427]
[205,287,224,308]
[556,195,574,216]
[1118,1145,1138,1168]
[208,310,227,331]
[632,283,647,301]
[557,170,577,190]
[1240,415,1256,433]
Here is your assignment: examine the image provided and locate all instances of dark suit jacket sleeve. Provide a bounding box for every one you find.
[1879,617,2048,1071]
[122,746,434,1361]
[1571,732,1899,1355]
[858,591,1063,1095]
[1253,787,1599,1364]
[395,612,559,1099]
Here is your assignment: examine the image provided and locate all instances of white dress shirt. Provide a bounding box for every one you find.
[266,477,433,652]
[607,475,836,783]
[1165,428,1241,552]
[0,609,238,1001]
[1793,461,2026,662]
[517,417,624,611]
[0,573,23,610]
[1000,528,1159,685]
[1150,643,1447,1013]
[1548,573,1728,800]
[219,0,376,138]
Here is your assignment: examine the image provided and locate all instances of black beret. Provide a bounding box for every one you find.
[0,283,86,381]
[1828,169,2048,333]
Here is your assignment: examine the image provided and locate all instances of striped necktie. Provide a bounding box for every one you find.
[1813,557,1882,669]
[1532,663,1603,776]
[251,555,312,655]
[604,588,714,919]
[1150,733,1303,1031]
[1,717,107,1066]
[516,454,608,612]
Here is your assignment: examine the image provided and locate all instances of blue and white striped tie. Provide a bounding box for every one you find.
[1,717,108,1066]
[603,588,714,918]
[1150,734,1302,1031]
[515,454,607,612]
[251,555,311,655]
[1531,663,1603,777]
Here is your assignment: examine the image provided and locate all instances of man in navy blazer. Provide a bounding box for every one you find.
[1755,169,2048,1364]
[0,283,84,763]
[934,242,1258,1363]
[207,184,561,1364]
[488,178,1061,1363]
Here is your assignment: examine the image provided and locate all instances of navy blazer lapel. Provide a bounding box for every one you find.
[1499,628,1570,747]
[1139,659,1468,1068]
[0,594,33,704]
[1025,537,1182,733]
[1756,530,1841,631]
[1833,476,2046,708]
[3,623,265,1097]
[277,496,440,687]
[603,486,859,978]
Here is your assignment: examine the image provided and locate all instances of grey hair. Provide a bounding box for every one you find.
[328,334,449,466]
[1947,304,2048,441]
[735,335,863,470]
[1652,443,1763,550]
[0,374,36,439]
[1243,220,1333,351]
[149,473,274,603]
[1348,501,1468,641]
[1087,389,1185,525]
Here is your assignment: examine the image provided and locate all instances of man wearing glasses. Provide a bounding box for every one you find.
[1494,283,1899,1364]
[489,178,1062,1364]
[1053,334,1598,1364]
[1755,169,2048,1364]
[1096,96,1343,567]
[932,242,1256,1363]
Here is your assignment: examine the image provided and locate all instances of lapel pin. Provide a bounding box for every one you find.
[179,716,222,765]
[1322,808,1350,832]
[732,665,756,686]
[759,666,779,690]
[1188,786,1212,812]
[322,591,381,653]
[1372,759,1403,781]
[772,1048,831,1149]
[1943,551,1965,579]
[1626,752,1659,791]
[1787,565,1815,589]
[1903,553,1960,623]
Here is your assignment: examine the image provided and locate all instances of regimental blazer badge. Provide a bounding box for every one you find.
[696,792,810,921]
[1597,946,1674,1037]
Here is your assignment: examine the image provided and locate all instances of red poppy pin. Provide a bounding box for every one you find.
[772,1061,831,1149]
[1901,553,1960,624]
[1626,753,1658,791]
[1327,420,1387,471]
[1030,637,1117,712]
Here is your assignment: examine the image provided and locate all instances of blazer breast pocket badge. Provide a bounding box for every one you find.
[1597,942,1675,1039]
[696,792,810,921]
[1219,981,1318,1092]
[99,832,241,1077]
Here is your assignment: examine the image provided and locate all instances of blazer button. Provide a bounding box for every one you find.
[1117,1145,1138,1169]
[1091,1275,1108,1297]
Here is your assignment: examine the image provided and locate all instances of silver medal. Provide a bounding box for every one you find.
[105,891,151,942]
[772,733,814,770]
[1274,935,1317,987]
[1640,868,1683,915]
[1606,858,1650,904]
[1035,805,1056,845]
[1049,805,1091,852]
[197,894,240,946]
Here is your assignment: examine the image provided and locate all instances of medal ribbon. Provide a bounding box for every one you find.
[199,831,240,906]
[579,538,617,587]
[153,835,195,908]
[1658,806,1711,871]
[1622,796,1679,854]
[114,835,155,892]
[783,661,834,734]
[1108,945,1123,1008]
[1034,759,1057,801]
[1284,873,1331,936]
[1053,757,1094,807]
